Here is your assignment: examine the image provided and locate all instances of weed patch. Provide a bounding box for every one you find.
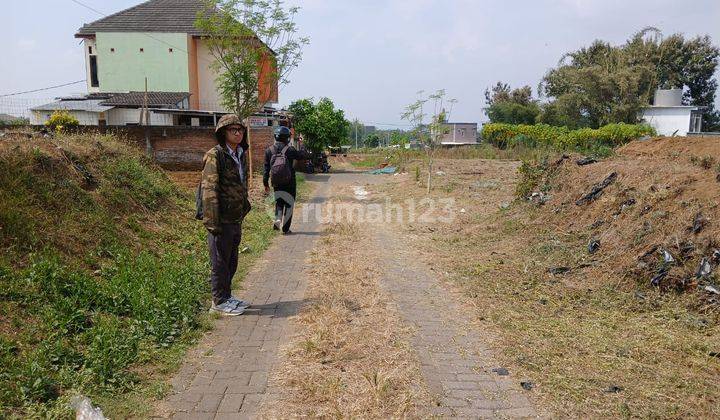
[0,133,272,418]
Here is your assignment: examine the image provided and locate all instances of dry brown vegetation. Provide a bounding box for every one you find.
[260,222,431,418]
[372,136,720,418]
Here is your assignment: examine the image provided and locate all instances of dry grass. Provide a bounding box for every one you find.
[260,222,431,418]
[372,141,720,418]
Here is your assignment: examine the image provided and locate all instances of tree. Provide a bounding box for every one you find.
[196,0,309,118]
[486,101,541,125]
[364,133,381,148]
[540,28,719,129]
[389,130,410,146]
[484,82,540,124]
[401,89,456,193]
[485,82,534,106]
[288,97,350,152]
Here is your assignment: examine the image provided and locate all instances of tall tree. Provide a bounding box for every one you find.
[288,98,349,152]
[196,0,309,118]
[540,28,719,130]
[484,82,540,124]
[364,133,381,148]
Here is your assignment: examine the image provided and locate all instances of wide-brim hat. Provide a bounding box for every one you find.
[215,114,246,133]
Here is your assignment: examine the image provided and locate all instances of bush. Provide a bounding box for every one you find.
[0,117,29,127]
[45,110,79,132]
[481,122,655,151]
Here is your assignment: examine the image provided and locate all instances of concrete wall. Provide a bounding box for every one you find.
[641,107,694,136]
[83,38,100,94]
[106,108,173,126]
[196,39,226,111]
[440,123,478,144]
[194,39,279,111]
[110,125,275,170]
[95,32,190,93]
[30,110,100,126]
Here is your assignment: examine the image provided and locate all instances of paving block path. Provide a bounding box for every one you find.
[375,228,539,419]
[156,179,327,420]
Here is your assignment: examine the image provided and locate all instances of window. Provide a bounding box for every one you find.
[690,111,703,133]
[169,48,173,53]
[110,48,115,52]
[88,46,93,54]
[140,48,144,52]
[89,55,99,87]
[458,128,466,137]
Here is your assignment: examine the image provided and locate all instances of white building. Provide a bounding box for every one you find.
[438,122,478,145]
[640,89,703,136]
[30,92,189,127]
[30,99,113,126]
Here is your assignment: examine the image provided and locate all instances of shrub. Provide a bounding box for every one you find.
[516,159,548,199]
[481,122,655,151]
[45,111,79,132]
[0,117,29,127]
[689,154,716,170]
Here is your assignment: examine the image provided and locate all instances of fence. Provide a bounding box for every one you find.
[0,97,57,120]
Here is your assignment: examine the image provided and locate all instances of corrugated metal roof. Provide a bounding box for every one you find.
[100,91,190,107]
[75,0,211,36]
[31,100,114,113]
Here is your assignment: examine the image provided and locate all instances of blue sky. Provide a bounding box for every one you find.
[3,0,720,127]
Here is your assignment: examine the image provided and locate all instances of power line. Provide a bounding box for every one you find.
[0,80,87,97]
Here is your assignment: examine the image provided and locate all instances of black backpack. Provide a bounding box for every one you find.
[270,144,292,187]
[195,146,225,220]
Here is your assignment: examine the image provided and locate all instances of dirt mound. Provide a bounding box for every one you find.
[538,136,720,307]
[619,135,720,160]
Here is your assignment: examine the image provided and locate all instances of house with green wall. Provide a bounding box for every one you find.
[74,0,278,113]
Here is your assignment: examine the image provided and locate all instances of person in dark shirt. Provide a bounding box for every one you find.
[263,126,308,234]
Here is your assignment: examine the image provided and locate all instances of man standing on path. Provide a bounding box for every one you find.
[200,114,252,316]
[263,126,308,234]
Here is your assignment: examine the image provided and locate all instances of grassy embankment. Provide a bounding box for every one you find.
[0,132,274,418]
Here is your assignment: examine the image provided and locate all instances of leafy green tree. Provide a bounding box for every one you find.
[196,0,309,118]
[389,130,410,146]
[540,28,719,129]
[486,102,540,125]
[288,97,350,152]
[485,82,534,106]
[364,133,381,148]
[484,82,540,124]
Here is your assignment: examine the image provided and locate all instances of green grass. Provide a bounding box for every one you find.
[0,133,275,418]
[350,155,386,168]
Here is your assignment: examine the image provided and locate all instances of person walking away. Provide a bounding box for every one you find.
[199,114,252,316]
[263,126,308,234]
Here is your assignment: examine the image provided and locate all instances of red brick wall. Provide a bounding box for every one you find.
[110,126,275,171]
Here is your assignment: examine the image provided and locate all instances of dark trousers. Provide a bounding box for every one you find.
[274,185,296,233]
[208,223,241,305]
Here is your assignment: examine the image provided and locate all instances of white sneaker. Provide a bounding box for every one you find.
[228,295,250,309]
[210,300,245,316]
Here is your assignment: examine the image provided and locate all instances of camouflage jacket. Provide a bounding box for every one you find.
[201,144,251,233]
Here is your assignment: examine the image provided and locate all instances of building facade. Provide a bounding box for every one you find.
[75,0,278,111]
[438,123,478,145]
[640,89,703,136]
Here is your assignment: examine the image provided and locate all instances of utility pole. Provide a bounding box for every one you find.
[143,77,152,157]
[354,121,358,149]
